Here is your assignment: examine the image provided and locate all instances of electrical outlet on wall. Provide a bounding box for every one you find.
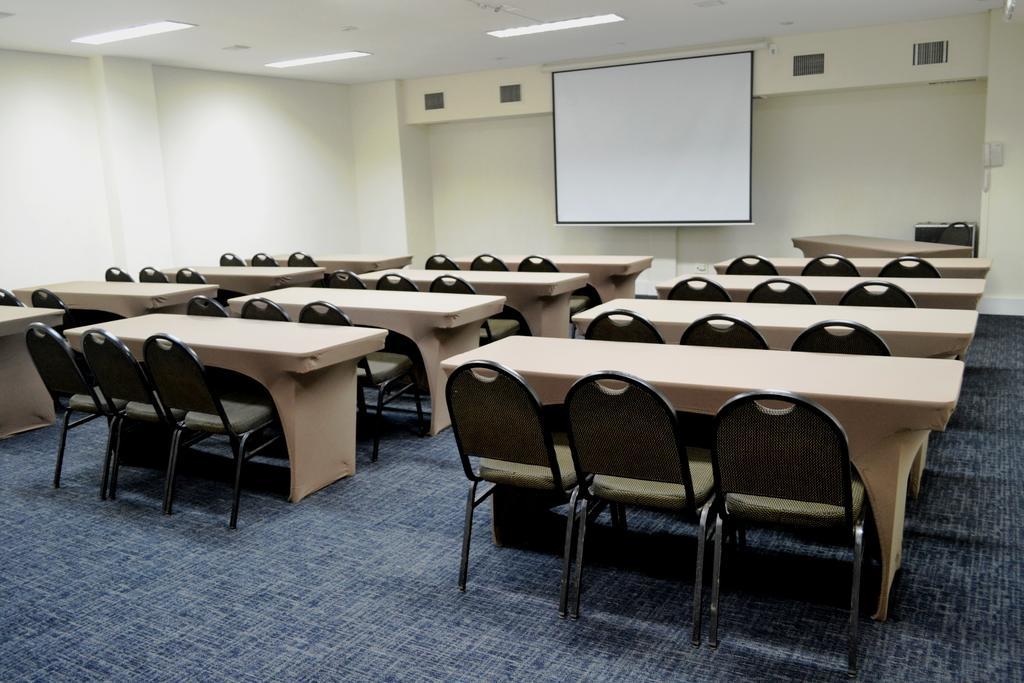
[680,262,710,274]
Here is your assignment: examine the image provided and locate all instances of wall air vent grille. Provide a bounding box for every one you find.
[424,92,445,110]
[913,41,949,66]
[500,84,521,103]
[792,53,824,77]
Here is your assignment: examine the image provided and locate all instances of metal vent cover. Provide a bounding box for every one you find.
[499,84,521,103]
[424,92,445,110]
[913,41,949,66]
[793,53,825,77]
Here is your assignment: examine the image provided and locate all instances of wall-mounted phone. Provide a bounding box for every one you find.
[984,142,1005,168]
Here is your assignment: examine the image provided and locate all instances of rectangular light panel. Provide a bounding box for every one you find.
[266,51,371,68]
[72,21,196,45]
[488,14,624,38]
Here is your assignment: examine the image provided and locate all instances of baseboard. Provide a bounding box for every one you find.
[978,297,1024,316]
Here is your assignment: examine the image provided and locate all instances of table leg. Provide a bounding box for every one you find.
[423,324,482,436]
[908,434,929,500]
[530,294,573,338]
[0,334,55,438]
[607,273,642,300]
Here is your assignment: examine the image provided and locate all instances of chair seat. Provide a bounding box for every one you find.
[589,448,714,512]
[358,352,414,385]
[183,393,276,435]
[725,476,865,530]
[125,401,186,423]
[569,296,590,315]
[482,318,520,342]
[478,433,577,491]
[69,391,126,415]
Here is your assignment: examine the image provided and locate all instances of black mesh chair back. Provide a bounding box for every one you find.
[518,255,559,273]
[186,295,229,318]
[376,273,419,292]
[288,252,318,268]
[326,270,367,290]
[940,221,973,247]
[143,334,223,420]
[680,314,768,350]
[747,278,817,305]
[298,301,353,326]
[0,288,24,307]
[584,310,665,344]
[801,254,859,277]
[470,254,509,272]
[791,320,891,357]
[725,255,777,276]
[176,268,207,285]
[251,253,278,267]
[878,256,941,279]
[82,329,161,407]
[429,275,476,295]
[31,289,69,313]
[220,253,246,267]
[139,267,169,283]
[666,277,732,302]
[25,323,95,399]
[240,297,290,322]
[105,267,134,283]
[425,254,459,270]
[712,391,855,531]
[839,281,916,308]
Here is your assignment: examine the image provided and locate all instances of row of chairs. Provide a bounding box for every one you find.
[725,253,942,278]
[668,276,917,308]
[448,363,865,675]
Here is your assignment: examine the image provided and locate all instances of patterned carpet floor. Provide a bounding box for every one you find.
[1,314,1021,681]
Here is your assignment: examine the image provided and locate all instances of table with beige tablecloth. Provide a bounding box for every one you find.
[441,336,964,621]
[161,267,324,294]
[714,257,992,280]
[0,307,65,437]
[65,314,386,501]
[13,281,218,318]
[272,254,413,273]
[792,234,973,258]
[450,255,654,302]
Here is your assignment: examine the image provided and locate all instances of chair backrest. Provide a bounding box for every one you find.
[240,297,290,322]
[518,255,559,273]
[446,361,566,489]
[31,288,69,312]
[298,301,353,326]
[680,314,768,350]
[186,295,229,318]
[25,323,96,400]
[251,253,278,267]
[712,390,855,531]
[791,320,891,357]
[839,281,916,308]
[139,267,169,283]
[940,221,973,246]
[725,255,778,276]
[376,273,419,292]
[176,268,208,285]
[326,269,367,290]
[429,275,476,295]
[82,329,164,411]
[288,252,318,267]
[801,254,859,277]
[470,254,509,272]
[143,334,226,422]
[105,267,134,283]
[220,253,245,267]
[666,277,732,302]
[425,254,459,270]
[0,288,24,307]
[584,310,665,344]
[747,278,817,305]
[878,256,941,279]
[566,371,696,510]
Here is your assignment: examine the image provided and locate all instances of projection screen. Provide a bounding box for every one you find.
[553,51,752,225]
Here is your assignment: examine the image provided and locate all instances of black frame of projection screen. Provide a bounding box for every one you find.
[551,51,754,226]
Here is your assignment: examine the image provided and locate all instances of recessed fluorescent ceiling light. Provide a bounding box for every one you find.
[265,51,371,68]
[72,20,196,45]
[487,13,624,38]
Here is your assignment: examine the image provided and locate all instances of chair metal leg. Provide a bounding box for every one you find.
[162,428,183,515]
[692,501,714,646]
[559,487,580,618]
[571,498,590,619]
[99,415,120,500]
[458,481,478,591]
[108,418,126,500]
[848,519,865,677]
[229,433,249,530]
[371,385,386,462]
[737,526,746,549]
[709,514,725,647]
[52,409,73,489]
[413,385,426,436]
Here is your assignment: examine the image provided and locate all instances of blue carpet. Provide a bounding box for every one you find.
[1,315,1022,681]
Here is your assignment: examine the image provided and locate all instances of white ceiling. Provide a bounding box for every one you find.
[0,0,1001,83]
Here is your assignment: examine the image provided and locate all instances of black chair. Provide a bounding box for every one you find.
[187,295,229,318]
[376,273,419,292]
[326,270,367,290]
[747,278,817,305]
[425,254,459,270]
[584,310,664,344]
[430,276,520,344]
[801,254,859,277]
[518,256,596,316]
[680,314,768,350]
[666,277,732,302]
[446,361,575,593]
[708,391,865,676]
[176,268,208,285]
[940,221,973,247]
[105,267,134,283]
[0,288,24,307]
[143,334,282,529]
[839,281,916,308]
[563,371,714,645]
[240,298,290,322]
[470,254,509,272]
[298,301,423,462]
[251,253,278,267]
[518,255,558,273]
[30,289,70,329]
[792,320,891,357]
[878,256,941,279]
[725,255,777,276]
[139,267,169,283]
[220,253,246,267]
[288,252,318,268]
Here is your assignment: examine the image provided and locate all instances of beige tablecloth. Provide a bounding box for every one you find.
[161,267,324,294]
[441,336,964,621]
[0,307,65,437]
[64,314,386,501]
[714,257,991,280]
[574,299,978,358]
[272,254,413,273]
[13,281,218,318]
[360,269,588,338]
[657,274,986,310]
[792,234,973,258]
[229,288,505,434]
[450,255,654,302]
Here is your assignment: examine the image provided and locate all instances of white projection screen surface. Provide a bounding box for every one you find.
[553,52,752,224]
